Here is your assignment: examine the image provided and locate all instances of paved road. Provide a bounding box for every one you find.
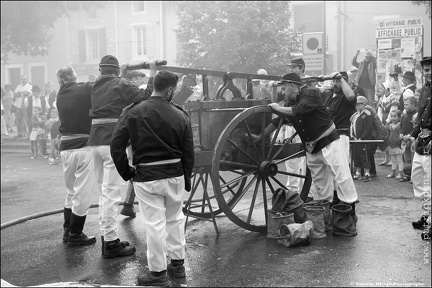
[1,152,431,287]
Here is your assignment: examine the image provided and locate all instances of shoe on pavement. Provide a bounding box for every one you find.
[67,233,96,247]
[120,204,136,218]
[412,215,429,230]
[103,238,136,259]
[353,174,362,180]
[168,259,185,278]
[101,236,130,256]
[137,271,169,286]
[378,161,390,166]
[363,174,371,182]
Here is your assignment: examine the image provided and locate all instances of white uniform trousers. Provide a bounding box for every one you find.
[61,146,95,216]
[333,134,351,192]
[339,134,350,165]
[134,176,186,272]
[92,145,125,242]
[283,125,317,198]
[306,139,358,203]
[411,153,431,216]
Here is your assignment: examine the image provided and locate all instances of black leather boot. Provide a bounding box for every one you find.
[330,190,340,208]
[67,213,96,247]
[101,236,130,256]
[168,259,185,278]
[103,238,136,259]
[63,208,72,243]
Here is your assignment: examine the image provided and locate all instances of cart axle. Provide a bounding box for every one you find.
[258,161,278,178]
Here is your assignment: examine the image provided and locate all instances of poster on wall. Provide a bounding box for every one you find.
[401,38,415,58]
[375,17,424,90]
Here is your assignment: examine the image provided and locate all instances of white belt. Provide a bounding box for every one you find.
[92,118,118,124]
[60,134,89,141]
[138,158,181,166]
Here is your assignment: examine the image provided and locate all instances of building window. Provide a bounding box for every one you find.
[134,26,147,57]
[87,30,100,60]
[79,28,106,63]
[133,1,146,13]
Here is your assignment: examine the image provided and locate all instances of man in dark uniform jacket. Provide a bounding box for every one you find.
[322,71,356,162]
[56,66,96,247]
[89,55,157,258]
[251,73,359,235]
[409,56,431,240]
[111,70,194,286]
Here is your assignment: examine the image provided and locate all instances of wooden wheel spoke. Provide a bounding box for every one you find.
[242,119,262,162]
[270,175,288,190]
[219,174,240,196]
[226,138,259,165]
[260,113,266,159]
[269,131,299,162]
[220,170,255,189]
[273,149,305,165]
[277,170,307,179]
[247,177,261,223]
[227,174,258,210]
[265,178,276,195]
[262,178,268,225]
[220,160,257,170]
[267,117,284,160]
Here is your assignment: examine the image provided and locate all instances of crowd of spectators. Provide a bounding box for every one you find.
[1,77,60,163]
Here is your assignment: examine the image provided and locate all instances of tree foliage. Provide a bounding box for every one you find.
[1,1,104,59]
[410,1,432,19]
[175,1,303,75]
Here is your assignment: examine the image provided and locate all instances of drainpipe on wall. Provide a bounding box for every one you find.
[114,1,119,57]
[159,1,165,60]
[341,1,345,70]
[66,17,71,65]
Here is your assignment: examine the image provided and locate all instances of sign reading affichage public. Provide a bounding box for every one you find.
[376,18,423,39]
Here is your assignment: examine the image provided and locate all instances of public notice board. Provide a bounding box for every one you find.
[375,18,424,89]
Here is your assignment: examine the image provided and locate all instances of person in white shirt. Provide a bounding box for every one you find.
[13,75,32,137]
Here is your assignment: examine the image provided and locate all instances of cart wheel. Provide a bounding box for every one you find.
[212,106,312,232]
[183,168,246,219]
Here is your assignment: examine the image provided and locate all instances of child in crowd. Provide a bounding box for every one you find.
[414,88,421,102]
[350,96,374,182]
[45,109,61,164]
[400,97,417,159]
[29,106,46,159]
[385,110,404,179]
[377,82,399,166]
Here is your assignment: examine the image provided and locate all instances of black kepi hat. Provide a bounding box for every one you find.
[420,56,431,66]
[276,73,302,85]
[287,57,305,67]
[402,71,415,81]
[99,55,120,68]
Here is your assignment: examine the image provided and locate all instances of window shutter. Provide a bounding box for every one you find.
[99,28,107,56]
[79,30,86,62]
[146,23,155,58]
[124,26,133,60]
